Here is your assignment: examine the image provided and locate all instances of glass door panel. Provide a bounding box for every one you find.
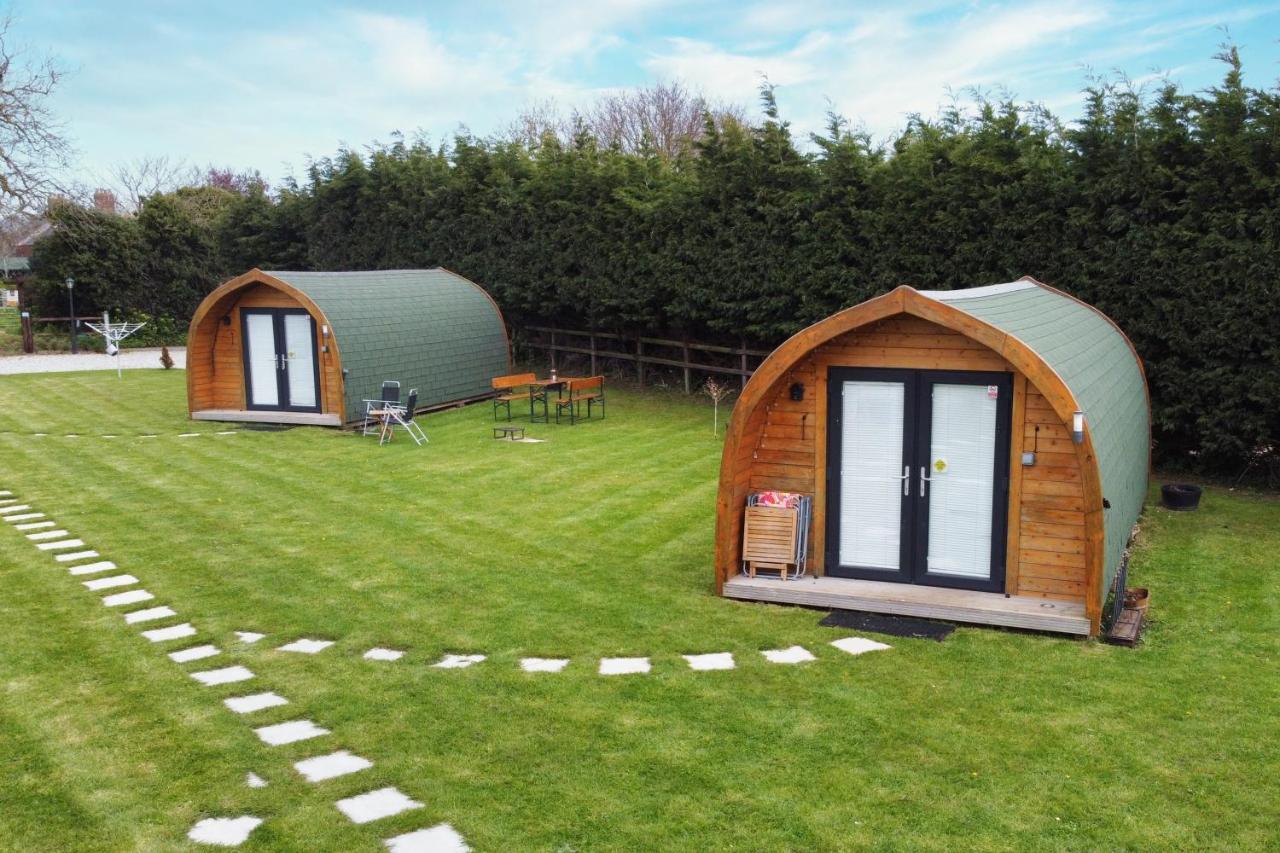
[837,380,907,571]
[282,313,318,409]
[244,312,279,407]
[924,383,998,579]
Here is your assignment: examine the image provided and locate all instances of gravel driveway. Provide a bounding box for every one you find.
[0,347,187,375]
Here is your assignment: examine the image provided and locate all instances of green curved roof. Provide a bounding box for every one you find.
[264,269,509,422]
[918,278,1149,602]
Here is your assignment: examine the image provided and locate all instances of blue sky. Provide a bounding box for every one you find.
[21,1,1280,188]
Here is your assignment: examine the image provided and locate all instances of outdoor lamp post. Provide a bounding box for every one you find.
[65,276,77,354]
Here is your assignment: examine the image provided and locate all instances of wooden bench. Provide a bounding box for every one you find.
[491,373,539,421]
[553,376,606,424]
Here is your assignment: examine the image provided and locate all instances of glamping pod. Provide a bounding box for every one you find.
[187,268,511,426]
[715,278,1149,636]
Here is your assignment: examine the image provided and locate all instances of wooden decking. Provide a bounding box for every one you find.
[191,409,342,427]
[723,574,1091,636]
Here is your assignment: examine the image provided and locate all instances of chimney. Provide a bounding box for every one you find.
[93,189,118,214]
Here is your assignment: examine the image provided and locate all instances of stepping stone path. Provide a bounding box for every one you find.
[70,560,119,576]
[187,816,263,847]
[191,665,255,686]
[102,589,154,608]
[170,644,221,663]
[255,719,329,746]
[335,787,423,824]
[234,631,265,644]
[599,657,650,675]
[520,657,570,673]
[124,605,177,624]
[762,646,817,664]
[55,550,98,561]
[831,636,891,656]
[26,529,68,540]
[83,574,138,591]
[37,538,85,551]
[0,504,32,514]
[277,638,333,654]
[14,521,56,530]
[364,647,404,661]
[684,652,735,671]
[3,513,44,522]
[294,750,373,782]
[246,772,267,789]
[432,654,485,669]
[384,824,470,853]
[142,623,197,642]
[224,692,289,714]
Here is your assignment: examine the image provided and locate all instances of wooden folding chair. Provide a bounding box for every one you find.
[742,505,799,579]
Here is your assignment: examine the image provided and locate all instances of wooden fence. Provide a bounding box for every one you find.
[523,326,773,393]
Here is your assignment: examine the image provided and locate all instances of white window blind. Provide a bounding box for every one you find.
[926,384,997,578]
[838,381,905,570]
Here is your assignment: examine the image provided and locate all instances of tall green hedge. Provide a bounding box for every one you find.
[29,52,1279,477]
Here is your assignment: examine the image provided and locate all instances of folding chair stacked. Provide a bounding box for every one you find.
[362,381,400,436]
[377,389,428,446]
[741,491,812,580]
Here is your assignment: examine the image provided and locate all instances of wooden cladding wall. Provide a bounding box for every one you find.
[738,314,1086,603]
[189,284,343,417]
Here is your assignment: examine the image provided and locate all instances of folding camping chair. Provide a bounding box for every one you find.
[363,381,400,436]
[378,389,428,446]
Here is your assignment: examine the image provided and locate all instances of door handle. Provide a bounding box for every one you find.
[900,466,910,496]
[920,466,932,497]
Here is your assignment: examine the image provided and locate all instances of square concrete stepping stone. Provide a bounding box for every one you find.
[254,719,329,746]
[70,560,119,576]
[192,665,255,686]
[0,498,15,505]
[246,772,267,789]
[37,538,85,551]
[187,816,262,847]
[830,636,892,656]
[520,657,570,673]
[102,589,154,608]
[142,622,196,642]
[294,750,373,782]
[83,574,138,591]
[234,631,265,644]
[170,644,221,663]
[364,647,404,662]
[599,657,650,675]
[25,529,67,541]
[335,787,423,824]
[3,512,44,522]
[432,654,485,669]
[125,605,177,624]
[0,489,11,496]
[762,646,816,664]
[0,504,32,514]
[55,550,98,562]
[683,652,736,671]
[15,520,56,530]
[384,824,470,852]
[224,692,288,714]
[277,638,333,654]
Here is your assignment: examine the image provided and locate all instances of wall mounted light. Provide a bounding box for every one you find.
[789,382,804,401]
[1072,411,1085,444]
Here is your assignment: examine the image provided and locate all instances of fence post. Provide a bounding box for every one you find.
[636,336,645,385]
[17,284,33,354]
[739,338,748,390]
[682,339,691,394]
[550,328,557,372]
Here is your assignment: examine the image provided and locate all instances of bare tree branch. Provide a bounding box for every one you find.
[109,155,199,213]
[0,12,70,216]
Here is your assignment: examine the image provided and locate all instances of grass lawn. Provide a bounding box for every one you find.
[0,369,1277,851]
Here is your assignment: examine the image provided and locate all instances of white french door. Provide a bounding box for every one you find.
[826,369,1012,592]
[241,309,321,412]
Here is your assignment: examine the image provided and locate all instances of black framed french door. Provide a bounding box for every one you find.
[825,367,1013,592]
[240,308,322,413]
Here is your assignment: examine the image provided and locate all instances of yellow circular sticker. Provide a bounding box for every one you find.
[933,458,948,473]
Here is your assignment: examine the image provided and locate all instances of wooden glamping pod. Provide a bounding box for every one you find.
[716,278,1149,637]
[188,268,511,426]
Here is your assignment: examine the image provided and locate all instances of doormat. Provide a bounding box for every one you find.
[819,610,955,641]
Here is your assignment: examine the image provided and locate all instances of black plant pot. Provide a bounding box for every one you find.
[1161,483,1202,512]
